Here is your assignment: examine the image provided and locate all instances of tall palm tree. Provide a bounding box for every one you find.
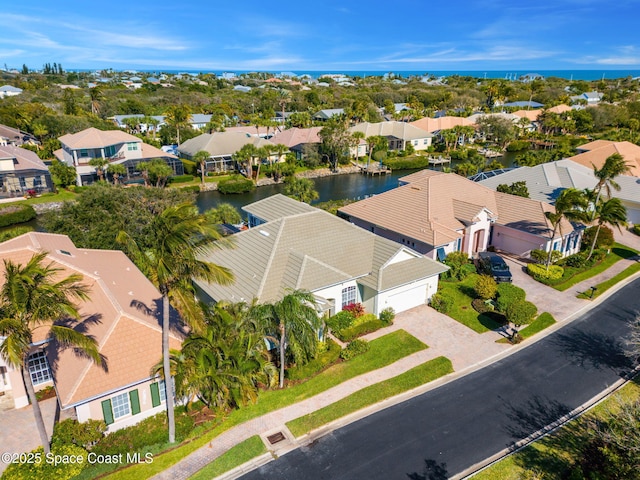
[117,203,233,443]
[89,85,105,116]
[108,163,127,185]
[585,197,628,261]
[591,153,632,216]
[193,150,211,185]
[164,104,192,145]
[544,188,589,269]
[252,290,320,388]
[0,252,100,454]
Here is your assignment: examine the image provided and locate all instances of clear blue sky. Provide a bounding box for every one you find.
[1,0,639,72]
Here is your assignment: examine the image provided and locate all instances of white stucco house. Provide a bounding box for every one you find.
[195,195,448,317]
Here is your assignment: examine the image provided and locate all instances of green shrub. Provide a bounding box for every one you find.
[506,140,531,152]
[334,317,388,342]
[181,159,197,175]
[326,310,355,332]
[472,298,493,313]
[496,283,526,312]
[0,204,36,227]
[0,225,34,242]
[217,175,255,194]
[383,156,431,170]
[91,411,194,456]
[527,263,564,281]
[51,418,106,450]
[581,225,614,251]
[442,251,471,280]
[561,252,588,268]
[2,445,88,480]
[633,224,640,236]
[169,174,195,184]
[287,339,341,381]
[379,307,395,325]
[340,339,370,360]
[530,248,561,265]
[178,185,201,193]
[430,292,453,314]
[506,300,538,327]
[475,274,497,300]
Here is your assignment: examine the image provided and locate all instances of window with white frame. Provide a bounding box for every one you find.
[159,380,166,402]
[111,391,130,419]
[341,285,357,308]
[28,351,52,385]
[127,142,138,151]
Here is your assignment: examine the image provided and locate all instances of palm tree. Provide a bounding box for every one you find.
[0,252,100,454]
[193,150,211,185]
[89,85,105,116]
[252,290,320,388]
[544,188,589,269]
[108,163,127,185]
[585,197,628,261]
[283,176,319,204]
[164,104,192,145]
[351,131,365,162]
[117,203,233,444]
[591,153,632,215]
[89,157,109,182]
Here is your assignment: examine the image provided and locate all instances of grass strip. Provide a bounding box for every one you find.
[104,330,426,479]
[551,243,638,292]
[188,436,266,480]
[576,262,640,299]
[287,356,453,437]
[497,312,556,344]
[472,380,640,480]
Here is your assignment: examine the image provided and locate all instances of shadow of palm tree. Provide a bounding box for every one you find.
[406,459,448,480]
[130,298,188,337]
[501,394,572,442]
[550,329,633,374]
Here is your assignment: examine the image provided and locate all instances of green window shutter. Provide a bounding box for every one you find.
[101,399,114,425]
[150,382,161,407]
[129,389,141,415]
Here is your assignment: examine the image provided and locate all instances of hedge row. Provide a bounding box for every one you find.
[287,339,341,381]
[0,204,36,227]
[217,175,255,194]
[527,263,564,281]
[333,317,390,343]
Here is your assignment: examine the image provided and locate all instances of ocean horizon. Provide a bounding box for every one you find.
[78,68,640,81]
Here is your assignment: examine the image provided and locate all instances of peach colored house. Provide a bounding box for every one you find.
[410,116,475,133]
[338,169,581,261]
[0,233,182,432]
[568,140,640,177]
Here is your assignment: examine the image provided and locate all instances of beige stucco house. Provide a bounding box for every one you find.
[348,121,433,154]
[0,233,182,432]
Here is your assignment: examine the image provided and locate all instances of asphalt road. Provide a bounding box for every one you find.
[240,279,640,480]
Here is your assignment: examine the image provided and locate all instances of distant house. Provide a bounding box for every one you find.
[112,114,213,132]
[178,131,278,173]
[570,140,640,177]
[570,91,604,105]
[0,145,53,197]
[0,123,39,147]
[339,169,582,260]
[0,85,23,98]
[410,116,475,134]
[54,127,182,185]
[195,195,448,316]
[477,159,640,225]
[502,101,544,108]
[313,108,345,121]
[349,121,433,152]
[233,85,252,93]
[0,233,182,432]
[270,127,322,159]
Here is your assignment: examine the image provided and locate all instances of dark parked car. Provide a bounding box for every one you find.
[477,252,512,283]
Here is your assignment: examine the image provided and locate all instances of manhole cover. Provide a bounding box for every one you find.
[267,432,286,445]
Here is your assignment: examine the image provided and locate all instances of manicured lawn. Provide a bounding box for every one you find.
[438,274,505,333]
[12,189,78,205]
[550,244,639,291]
[104,330,426,480]
[472,379,640,480]
[189,436,266,480]
[287,356,453,437]
[577,262,640,299]
[497,312,556,344]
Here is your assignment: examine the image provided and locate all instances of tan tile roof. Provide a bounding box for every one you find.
[349,121,433,140]
[570,140,640,176]
[59,127,140,149]
[410,116,475,133]
[270,127,323,148]
[0,145,48,171]
[512,110,539,121]
[0,233,183,408]
[178,131,276,158]
[196,201,447,303]
[339,170,571,248]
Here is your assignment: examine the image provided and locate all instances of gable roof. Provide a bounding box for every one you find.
[349,121,433,141]
[339,170,571,248]
[0,233,182,408]
[0,145,49,172]
[178,131,275,158]
[410,116,475,133]
[570,140,640,176]
[242,193,316,222]
[196,198,447,304]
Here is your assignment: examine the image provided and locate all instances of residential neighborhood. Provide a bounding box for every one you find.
[0,64,640,480]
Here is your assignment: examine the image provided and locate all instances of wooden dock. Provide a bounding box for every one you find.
[358,163,392,176]
[428,156,451,166]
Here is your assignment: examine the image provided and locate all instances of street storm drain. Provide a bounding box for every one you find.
[267,432,286,445]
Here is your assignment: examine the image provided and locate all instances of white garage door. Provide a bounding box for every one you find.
[386,285,427,313]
